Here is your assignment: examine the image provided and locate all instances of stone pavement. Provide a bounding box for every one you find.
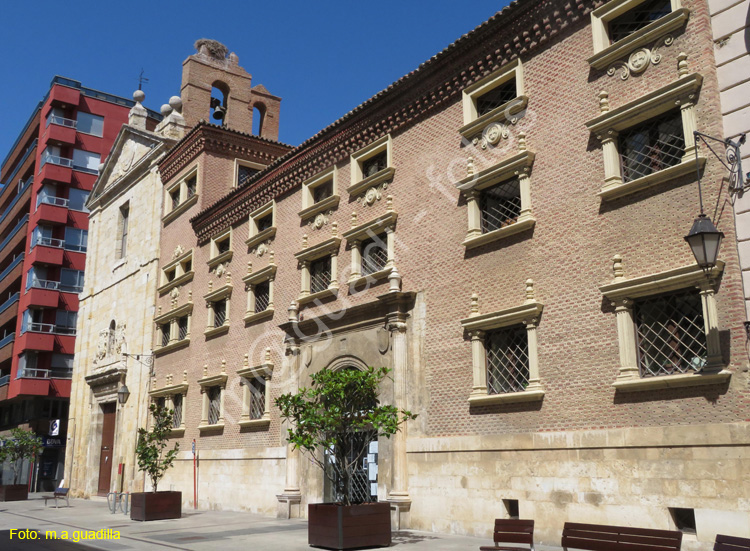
[0,495,564,551]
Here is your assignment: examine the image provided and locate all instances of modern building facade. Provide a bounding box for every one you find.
[0,77,159,490]
[140,0,750,548]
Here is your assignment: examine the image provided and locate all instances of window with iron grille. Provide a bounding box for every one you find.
[207,386,221,424]
[249,378,265,420]
[254,281,270,313]
[216,237,230,255]
[170,188,180,209]
[361,235,388,276]
[476,78,518,117]
[257,213,273,233]
[155,396,166,410]
[619,110,684,183]
[313,180,333,203]
[480,179,522,233]
[486,325,530,394]
[186,175,197,198]
[361,151,388,179]
[213,299,226,327]
[310,256,332,294]
[608,0,671,43]
[178,316,189,340]
[161,323,170,347]
[634,289,706,377]
[172,393,183,428]
[237,165,259,187]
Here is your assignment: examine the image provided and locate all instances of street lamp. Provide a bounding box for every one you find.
[684,131,746,269]
[117,384,130,405]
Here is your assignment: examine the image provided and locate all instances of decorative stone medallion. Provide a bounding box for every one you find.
[356,183,388,206]
[607,34,674,80]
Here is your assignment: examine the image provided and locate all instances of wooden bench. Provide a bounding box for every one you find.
[562,522,682,551]
[715,534,750,551]
[43,487,69,508]
[480,519,535,551]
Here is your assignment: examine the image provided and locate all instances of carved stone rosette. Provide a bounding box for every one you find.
[356,182,389,206]
[607,35,674,80]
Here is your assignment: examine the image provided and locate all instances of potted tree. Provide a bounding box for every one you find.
[0,428,43,501]
[131,404,181,521]
[276,366,415,550]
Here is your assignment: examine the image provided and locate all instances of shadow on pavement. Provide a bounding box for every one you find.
[392,531,441,545]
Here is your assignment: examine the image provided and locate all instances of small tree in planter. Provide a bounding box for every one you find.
[0,428,43,501]
[131,404,181,521]
[276,366,416,550]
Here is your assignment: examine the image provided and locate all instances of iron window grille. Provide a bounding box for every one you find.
[207,386,221,425]
[172,394,183,428]
[361,235,388,276]
[325,429,378,504]
[608,0,672,43]
[178,316,189,340]
[213,299,227,328]
[619,110,684,183]
[237,166,259,187]
[362,152,388,178]
[310,256,332,294]
[480,179,522,233]
[634,289,707,377]
[476,78,518,117]
[186,175,197,198]
[170,189,180,209]
[249,378,265,420]
[313,180,333,203]
[161,324,170,347]
[257,213,273,233]
[254,281,270,313]
[486,325,530,394]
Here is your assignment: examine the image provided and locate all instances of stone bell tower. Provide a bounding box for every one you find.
[180,39,281,140]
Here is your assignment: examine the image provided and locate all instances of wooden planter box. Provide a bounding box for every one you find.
[130,491,182,521]
[309,502,391,550]
[0,484,28,501]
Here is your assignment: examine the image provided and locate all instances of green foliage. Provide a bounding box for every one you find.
[0,428,43,484]
[135,404,180,493]
[275,366,416,506]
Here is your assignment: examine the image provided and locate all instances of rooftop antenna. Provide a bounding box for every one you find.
[137,68,149,91]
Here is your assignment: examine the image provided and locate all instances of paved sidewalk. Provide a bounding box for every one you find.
[0,495,563,550]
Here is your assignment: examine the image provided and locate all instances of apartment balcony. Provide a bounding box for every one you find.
[0,333,14,364]
[39,155,72,185]
[49,85,81,108]
[35,196,69,226]
[0,255,24,298]
[0,178,32,236]
[0,215,29,258]
[28,236,64,266]
[43,117,77,148]
[10,376,72,399]
[0,292,20,328]
[26,286,59,309]
[16,322,75,356]
[0,377,8,401]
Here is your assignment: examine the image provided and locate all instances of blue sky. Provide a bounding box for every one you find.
[0,1,509,160]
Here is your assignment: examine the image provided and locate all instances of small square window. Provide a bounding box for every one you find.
[476,78,517,117]
[349,135,393,195]
[480,179,522,234]
[310,257,332,295]
[170,188,181,210]
[254,281,270,314]
[210,229,233,265]
[160,324,171,347]
[486,325,530,395]
[207,386,221,425]
[361,151,388,179]
[165,268,176,282]
[237,165,259,187]
[503,499,520,520]
[361,235,388,276]
[257,213,273,233]
[216,238,230,255]
[312,180,333,204]
[182,258,192,273]
[619,111,684,183]
[186,175,197,198]
[608,0,672,43]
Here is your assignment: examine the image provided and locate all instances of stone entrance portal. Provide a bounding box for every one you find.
[97,402,116,496]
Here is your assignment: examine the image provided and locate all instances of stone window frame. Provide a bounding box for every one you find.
[348,135,395,198]
[158,248,194,294]
[299,166,340,222]
[243,260,276,324]
[459,59,528,141]
[208,228,233,269]
[585,74,705,201]
[342,209,397,287]
[461,280,545,406]
[204,277,232,338]
[198,364,228,432]
[600,256,731,392]
[149,376,189,437]
[153,302,193,356]
[234,158,264,188]
[245,200,276,251]
[294,226,341,305]
[163,167,199,224]
[237,349,274,429]
[588,0,689,70]
[456,148,536,249]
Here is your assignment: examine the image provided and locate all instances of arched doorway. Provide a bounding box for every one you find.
[322,360,379,504]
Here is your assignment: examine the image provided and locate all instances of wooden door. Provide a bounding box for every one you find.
[97,403,116,496]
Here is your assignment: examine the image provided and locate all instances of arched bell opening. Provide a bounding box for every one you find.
[210,81,229,125]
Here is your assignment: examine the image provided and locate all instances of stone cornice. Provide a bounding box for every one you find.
[190,0,596,244]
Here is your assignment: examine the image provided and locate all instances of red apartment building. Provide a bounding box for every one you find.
[0,77,160,490]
